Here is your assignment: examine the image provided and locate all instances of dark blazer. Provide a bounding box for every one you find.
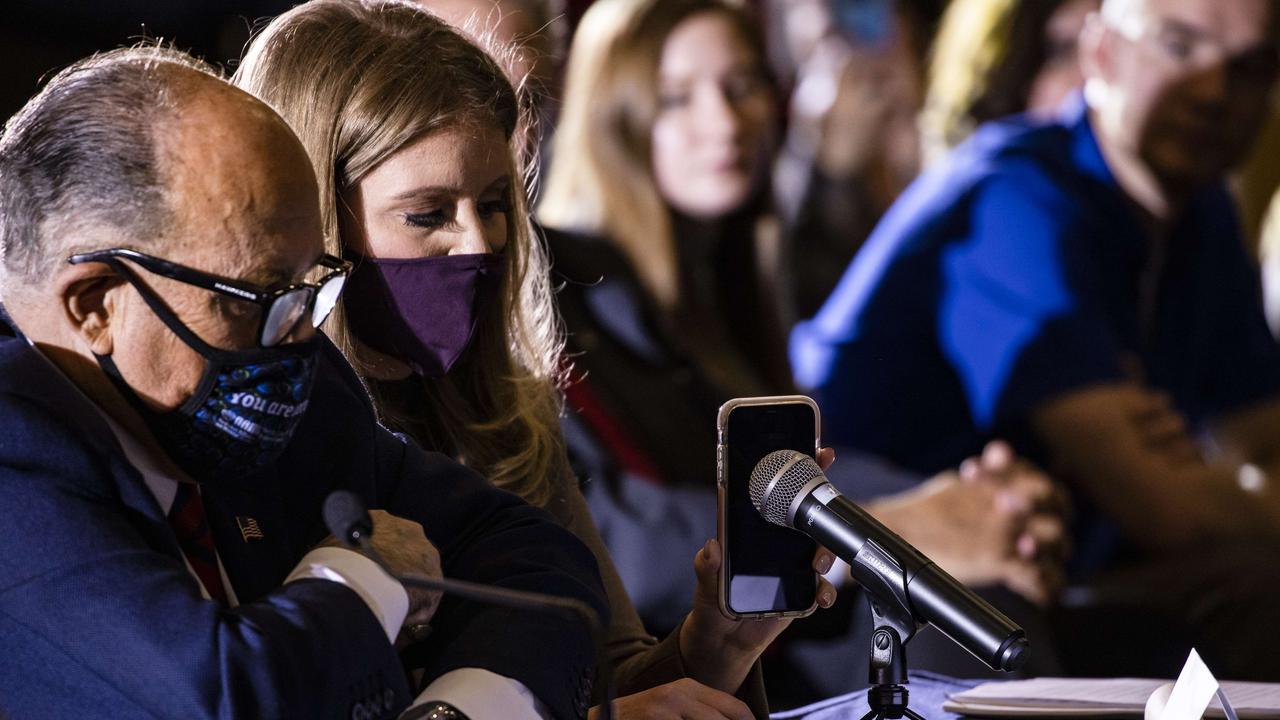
[0,326,606,720]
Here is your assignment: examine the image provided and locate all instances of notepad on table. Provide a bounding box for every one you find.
[943,678,1280,718]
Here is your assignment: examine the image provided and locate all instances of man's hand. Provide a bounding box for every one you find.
[1033,384,1280,549]
[319,509,443,639]
[1129,390,1201,463]
[588,678,753,720]
[677,448,840,695]
[868,441,1068,606]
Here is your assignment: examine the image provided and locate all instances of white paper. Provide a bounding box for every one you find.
[1160,650,1220,720]
[945,676,1280,718]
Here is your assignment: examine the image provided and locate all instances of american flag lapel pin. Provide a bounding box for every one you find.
[236,516,265,543]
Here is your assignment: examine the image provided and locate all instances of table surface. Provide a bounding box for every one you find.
[772,672,982,720]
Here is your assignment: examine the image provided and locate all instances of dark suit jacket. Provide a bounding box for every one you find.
[0,325,606,720]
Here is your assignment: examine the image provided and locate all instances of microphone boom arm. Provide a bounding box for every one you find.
[348,533,603,643]
[323,490,613,720]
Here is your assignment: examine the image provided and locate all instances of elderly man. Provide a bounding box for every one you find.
[0,47,605,719]
[792,0,1280,677]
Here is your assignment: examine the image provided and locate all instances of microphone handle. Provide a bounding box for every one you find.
[354,539,614,720]
[394,561,593,619]
[794,486,1027,672]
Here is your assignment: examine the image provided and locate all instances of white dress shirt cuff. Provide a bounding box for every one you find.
[286,546,408,642]
[410,668,551,720]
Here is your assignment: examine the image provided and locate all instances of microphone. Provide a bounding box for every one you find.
[323,490,613,719]
[750,450,1028,673]
[324,489,373,544]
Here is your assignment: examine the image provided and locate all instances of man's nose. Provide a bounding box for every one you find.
[1185,56,1231,106]
[700,87,743,141]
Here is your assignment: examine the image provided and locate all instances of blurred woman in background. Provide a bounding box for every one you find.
[235,1,838,716]
[540,0,793,639]
[540,0,1066,704]
[770,0,935,319]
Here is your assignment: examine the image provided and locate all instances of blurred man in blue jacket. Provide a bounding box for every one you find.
[792,0,1280,678]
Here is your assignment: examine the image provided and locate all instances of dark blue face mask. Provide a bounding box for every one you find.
[96,268,320,484]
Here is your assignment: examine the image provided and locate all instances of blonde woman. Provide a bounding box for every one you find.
[541,0,1067,701]
[234,2,836,717]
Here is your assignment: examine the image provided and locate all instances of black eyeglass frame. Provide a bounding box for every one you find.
[67,247,352,347]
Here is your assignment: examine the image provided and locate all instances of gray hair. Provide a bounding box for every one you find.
[0,46,220,285]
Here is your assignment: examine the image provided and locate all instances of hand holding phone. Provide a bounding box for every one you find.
[679,532,837,695]
[717,396,823,619]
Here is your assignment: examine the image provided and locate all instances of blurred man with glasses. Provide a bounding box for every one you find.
[0,46,604,719]
[792,0,1280,678]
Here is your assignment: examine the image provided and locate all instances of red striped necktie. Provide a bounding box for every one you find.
[168,483,229,606]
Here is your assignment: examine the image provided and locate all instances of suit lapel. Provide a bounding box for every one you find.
[0,338,179,548]
[203,470,300,604]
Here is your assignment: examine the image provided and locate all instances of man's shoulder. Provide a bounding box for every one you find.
[0,334,106,435]
[540,224,636,287]
[0,335,125,498]
[889,116,1078,221]
[964,116,1090,194]
[916,116,1114,253]
[298,333,378,431]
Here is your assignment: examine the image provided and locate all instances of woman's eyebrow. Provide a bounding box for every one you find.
[390,185,456,203]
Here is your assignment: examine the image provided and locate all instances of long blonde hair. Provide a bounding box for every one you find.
[921,0,1081,162]
[235,0,566,505]
[538,0,764,309]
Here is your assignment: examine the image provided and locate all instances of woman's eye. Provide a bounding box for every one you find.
[723,73,763,101]
[1157,30,1195,61]
[479,195,513,217]
[659,92,691,110]
[404,209,449,228]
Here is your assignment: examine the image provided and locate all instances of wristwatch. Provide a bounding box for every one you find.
[398,700,470,720]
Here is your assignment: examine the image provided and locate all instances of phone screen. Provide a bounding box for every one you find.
[723,401,819,615]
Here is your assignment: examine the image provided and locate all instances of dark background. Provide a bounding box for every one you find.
[0,2,311,120]
[0,0,609,122]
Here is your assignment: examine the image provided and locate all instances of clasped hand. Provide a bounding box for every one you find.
[870,441,1069,606]
[318,509,443,646]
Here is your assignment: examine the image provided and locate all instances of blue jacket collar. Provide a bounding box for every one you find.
[1060,92,1119,190]
[0,329,170,531]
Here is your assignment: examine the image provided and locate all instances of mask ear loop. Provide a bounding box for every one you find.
[99,258,225,358]
[95,259,241,415]
[102,258,312,360]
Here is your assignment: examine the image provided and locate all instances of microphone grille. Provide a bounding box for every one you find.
[749,449,823,526]
[323,490,372,545]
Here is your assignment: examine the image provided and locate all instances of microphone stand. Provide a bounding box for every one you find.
[851,538,925,720]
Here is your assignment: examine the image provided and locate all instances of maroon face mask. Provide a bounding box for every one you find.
[342,252,505,377]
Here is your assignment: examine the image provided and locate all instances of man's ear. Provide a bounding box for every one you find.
[1079,11,1113,105]
[58,263,126,356]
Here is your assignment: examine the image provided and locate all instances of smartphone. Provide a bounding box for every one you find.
[717,396,820,620]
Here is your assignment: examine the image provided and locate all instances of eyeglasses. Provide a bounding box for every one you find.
[67,247,351,347]
[1123,16,1280,85]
